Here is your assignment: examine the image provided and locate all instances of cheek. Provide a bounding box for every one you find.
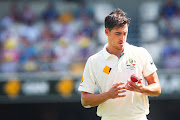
[110,36,117,43]
[111,35,118,40]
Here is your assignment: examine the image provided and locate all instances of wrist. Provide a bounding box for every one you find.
[104,91,111,99]
[140,85,146,94]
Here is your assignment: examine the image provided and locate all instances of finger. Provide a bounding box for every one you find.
[113,82,125,88]
[117,86,126,90]
[128,80,136,85]
[126,82,136,90]
[128,80,137,88]
[117,82,125,88]
[113,83,121,86]
[127,89,134,91]
[117,94,126,97]
[125,83,129,89]
[118,90,126,93]
[113,83,119,87]
[117,82,125,86]
[125,83,130,89]
[126,84,133,90]
[129,84,137,90]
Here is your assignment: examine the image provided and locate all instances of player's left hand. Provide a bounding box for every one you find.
[126,79,144,93]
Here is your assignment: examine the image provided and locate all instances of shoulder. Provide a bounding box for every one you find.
[128,44,149,55]
[128,44,154,65]
[88,50,104,62]
[85,50,104,70]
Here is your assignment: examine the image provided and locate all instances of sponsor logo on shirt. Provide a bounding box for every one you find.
[150,61,154,65]
[126,58,137,70]
[103,66,112,74]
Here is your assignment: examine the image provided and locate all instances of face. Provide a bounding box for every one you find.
[105,24,128,51]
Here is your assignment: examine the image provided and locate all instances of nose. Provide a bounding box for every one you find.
[120,34,126,41]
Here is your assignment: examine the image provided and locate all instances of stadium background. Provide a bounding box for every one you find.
[0,0,180,119]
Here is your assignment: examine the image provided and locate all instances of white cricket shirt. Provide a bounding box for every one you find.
[78,42,157,120]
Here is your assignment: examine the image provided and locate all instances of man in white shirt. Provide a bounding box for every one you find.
[78,8,161,120]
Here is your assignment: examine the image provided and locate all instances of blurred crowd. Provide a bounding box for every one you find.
[158,0,180,69]
[1,0,180,73]
[0,2,97,73]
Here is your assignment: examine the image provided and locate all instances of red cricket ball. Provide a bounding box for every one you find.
[130,74,139,82]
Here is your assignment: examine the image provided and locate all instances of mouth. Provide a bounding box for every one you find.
[118,42,124,45]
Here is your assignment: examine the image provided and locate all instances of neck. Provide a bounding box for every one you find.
[106,44,124,58]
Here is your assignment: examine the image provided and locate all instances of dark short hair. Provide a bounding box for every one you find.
[105,8,130,31]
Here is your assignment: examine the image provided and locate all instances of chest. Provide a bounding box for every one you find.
[93,54,143,92]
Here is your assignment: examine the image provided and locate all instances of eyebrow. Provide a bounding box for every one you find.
[115,32,122,34]
[115,31,128,34]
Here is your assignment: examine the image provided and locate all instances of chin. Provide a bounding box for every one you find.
[115,46,123,51]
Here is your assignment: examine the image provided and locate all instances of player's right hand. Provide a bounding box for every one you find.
[107,82,126,99]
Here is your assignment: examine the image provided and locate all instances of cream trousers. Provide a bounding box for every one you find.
[101,114,148,120]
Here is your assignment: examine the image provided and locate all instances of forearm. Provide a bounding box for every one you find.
[141,83,161,96]
[81,92,110,107]
[142,72,161,97]
[81,83,126,107]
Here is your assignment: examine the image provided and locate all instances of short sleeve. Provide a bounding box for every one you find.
[142,48,157,77]
[78,57,96,93]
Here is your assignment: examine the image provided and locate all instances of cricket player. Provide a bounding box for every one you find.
[78,8,161,120]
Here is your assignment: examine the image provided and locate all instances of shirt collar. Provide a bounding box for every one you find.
[103,42,129,59]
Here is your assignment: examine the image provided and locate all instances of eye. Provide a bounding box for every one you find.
[115,33,121,35]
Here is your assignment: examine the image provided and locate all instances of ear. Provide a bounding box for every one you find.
[105,28,110,36]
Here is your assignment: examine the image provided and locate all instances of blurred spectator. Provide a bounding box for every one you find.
[9,3,21,22]
[42,3,58,23]
[163,50,180,69]
[74,2,94,19]
[0,26,12,43]
[0,36,20,72]
[38,41,55,71]
[0,42,3,61]
[161,40,178,58]
[21,4,35,24]
[160,40,180,69]
[1,3,20,28]
[22,55,38,72]
[159,0,180,38]
[160,0,178,18]
[171,9,180,37]
[40,25,55,41]
[52,11,76,41]
[19,36,38,72]
[53,38,75,71]
[77,13,96,38]
[76,35,93,62]
[1,13,14,29]
[0,4,20,43]
[158,17,176,38]
[18,20,40,43]
[19,36,36,64]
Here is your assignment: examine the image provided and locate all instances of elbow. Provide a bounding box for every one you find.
[81,98,88,107]
[81,93,92,108]
[81,99,91,108]
[157,84,161,96]
[154,87,161,97]
[147,86,161,97]
[153,83,161,97]
[156,88,161,97]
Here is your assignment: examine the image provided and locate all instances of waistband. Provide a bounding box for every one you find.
[101,114,148,120]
